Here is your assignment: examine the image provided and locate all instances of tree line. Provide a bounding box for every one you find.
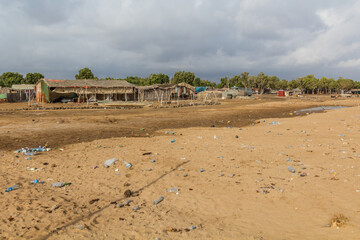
[218,73,359,94]
[1,68,359,94]
[0,72,44,87]
[74,68,217,87]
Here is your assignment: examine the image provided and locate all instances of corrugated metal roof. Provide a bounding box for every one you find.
[11,84,35,90]
[42,79,135,88]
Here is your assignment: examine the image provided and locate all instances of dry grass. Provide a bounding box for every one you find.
[330,214,349,228]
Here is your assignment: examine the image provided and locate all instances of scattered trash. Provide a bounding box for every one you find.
[26,167,37,171]
[5,184,18,192]
[89,198,100,204]
[133,206,139,211]
[200,169,205,173]
[151,159,156,163]
[104,158,118,168]
[167,187,179,194]
[287,166,296,173]
[124,160,132,168]
[153,196,164,205]
[229,174,235,178]
[170,139,176,143]
[51,182,71,188]
[166,131,176,135]
[269,121,280,125]
[339,134,345,137]
[48,205,59,213]
[15,146,51,154]
[142,152,152,155]
[125,199,133,206]
[25,152,36,156]
[93,166,98,169]
[30,179,44,184]
[197,136,203,139]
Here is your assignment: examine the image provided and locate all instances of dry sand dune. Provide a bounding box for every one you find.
[1,99,360,239]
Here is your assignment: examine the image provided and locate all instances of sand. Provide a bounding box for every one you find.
[1,99,360,239]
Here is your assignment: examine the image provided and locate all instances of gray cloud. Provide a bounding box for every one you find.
[0,0,359,81]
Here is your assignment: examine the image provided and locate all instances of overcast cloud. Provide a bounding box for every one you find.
[0,0,359,81]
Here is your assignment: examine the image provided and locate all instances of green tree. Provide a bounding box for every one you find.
[297,75,318,94]
[278,79,288,90]
[0,72,24,87]
[288,80,299,89]
[229,75,241,88]
[240,72,253,91]
[318,77,333,94]
[171,71,195,85]
[218,77,229,88]
[268,76,280,89]
[328,78,338,93]
[24,72,44,84]
[337,77,354,93]
[125,76,142,85]
[149,73,169,84]
[254,72,270,94]
[193,77,201,86]
[199,79,216,87]
[75,67,96,79]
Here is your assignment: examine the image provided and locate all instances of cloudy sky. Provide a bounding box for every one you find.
[0,0,360,82]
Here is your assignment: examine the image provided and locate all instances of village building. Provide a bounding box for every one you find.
[136,82,195,102]
[35,79,136,103]
[7,84,35,102]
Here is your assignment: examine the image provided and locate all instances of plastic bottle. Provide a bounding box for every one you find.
[153,196,164,205]
[125,199,132,206]
[30,179,44,184]
[167,187,179,194]
[5,184,18,192]
[104,158,118,167]
[51,182,71,187]
[170,139,175,143]
[124,160,132,168]
[287,166,295,173]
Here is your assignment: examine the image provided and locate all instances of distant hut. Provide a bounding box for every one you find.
[137,82,195,102]
[7,84,35,102]
[35,79,136,103]
[0,87,10,102]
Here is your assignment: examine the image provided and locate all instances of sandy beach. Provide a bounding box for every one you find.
[1,98,360,239]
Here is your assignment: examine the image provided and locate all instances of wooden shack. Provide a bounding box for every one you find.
[36,79,136,103]
[7,84,35,102]
[137,82,195,102]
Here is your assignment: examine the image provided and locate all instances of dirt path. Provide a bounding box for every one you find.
[0,96,357,151]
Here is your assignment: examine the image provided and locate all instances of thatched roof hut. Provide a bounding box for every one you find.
[36,79,136,103]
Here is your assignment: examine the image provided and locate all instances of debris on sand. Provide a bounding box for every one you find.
[329,214,348,228]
